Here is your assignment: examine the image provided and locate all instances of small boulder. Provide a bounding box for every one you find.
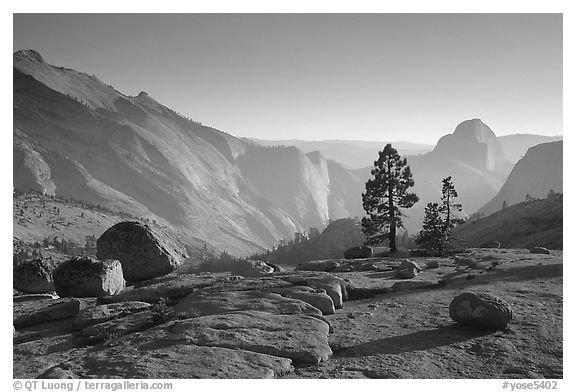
[53,256,125,298]
[529,247,551,255]
[13,259,55,294]
[295,260,343,272]
[399,259,421,271]
[449,292,513,330]
[97,221,180,281]
[230,260,275,278]
[425,260,440,269]
[395,268,417,279]
[343,246,373,259]
[395,259,420,279]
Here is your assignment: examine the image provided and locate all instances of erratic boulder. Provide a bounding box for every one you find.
[529,247,551,255]
[97,221,180,281]
[343,246,373,259]
[53,256,125,298]
[449,292,513,330]
[13,259,55,294]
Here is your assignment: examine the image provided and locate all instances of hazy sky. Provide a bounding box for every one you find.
[13,14,562,144]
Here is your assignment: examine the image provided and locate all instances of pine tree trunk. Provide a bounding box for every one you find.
[388,185,397,252]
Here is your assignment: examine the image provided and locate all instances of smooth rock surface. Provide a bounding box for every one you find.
[146,310,332,365]
[73,301,152,330]
[267,286,335,315]
[173,290,323,318]
[81,310,153,338]
[14,298,80,328]
[47,343,293,378]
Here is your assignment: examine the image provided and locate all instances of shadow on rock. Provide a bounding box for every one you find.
[334,325,494,356]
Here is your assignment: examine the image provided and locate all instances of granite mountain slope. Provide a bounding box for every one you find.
[13,50,362,256]
[478,141,563,217]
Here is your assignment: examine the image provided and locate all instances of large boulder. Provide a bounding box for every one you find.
[97,221,180,281]
[53,256,126,298]
[13,259,55,293]
[529,247,551,255]
[343,246,373,259]
[449,292,513,329]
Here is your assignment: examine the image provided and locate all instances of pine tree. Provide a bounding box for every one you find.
[362,144,418,251]
[439,176,464,253]
[416,202,444,255]
[440,176,464,231]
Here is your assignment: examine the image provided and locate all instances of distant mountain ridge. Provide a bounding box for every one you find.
[246,138,433,169]
[13,50,362,256]
[497,134,563,164]
[13,49,562,255]
[353,118,512,236]
[478,141,563,217]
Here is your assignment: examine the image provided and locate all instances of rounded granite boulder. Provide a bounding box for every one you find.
[13,258,55,294]
[97,221,180,281]
[449,291,513,330]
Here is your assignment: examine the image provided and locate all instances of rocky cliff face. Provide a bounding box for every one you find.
[478,141,563,217]
[432,119,511,174]
[13,50,361,256]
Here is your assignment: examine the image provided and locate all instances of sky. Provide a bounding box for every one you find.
[13,13,562,144]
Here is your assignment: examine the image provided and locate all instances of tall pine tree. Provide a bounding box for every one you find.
[362,144,418,251]
[440,176,464,251]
